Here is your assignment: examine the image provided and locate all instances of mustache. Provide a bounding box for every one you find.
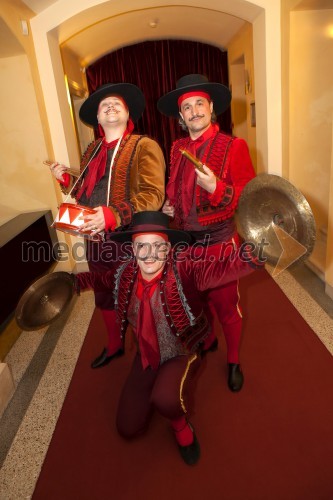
[137,255,167,262]
[189,114,205,121]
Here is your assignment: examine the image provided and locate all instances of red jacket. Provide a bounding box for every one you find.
[75,249,261,353]
[167,132,255,227]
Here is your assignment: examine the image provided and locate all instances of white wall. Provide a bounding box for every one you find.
[289,9,333,276]
[0,54,57,219]
[228,23,257,170]
[289,9,333,231]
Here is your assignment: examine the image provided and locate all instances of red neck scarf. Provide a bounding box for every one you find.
[190,122,219,151]
[76,119,134,201]
[177,123,219,217]
[135,269,163,370]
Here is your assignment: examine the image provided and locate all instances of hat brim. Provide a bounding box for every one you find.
[79,83,145,126]
[109,227,192,246]
[157,82,231,117]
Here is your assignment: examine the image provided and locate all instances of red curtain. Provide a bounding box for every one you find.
[86,39,231,163]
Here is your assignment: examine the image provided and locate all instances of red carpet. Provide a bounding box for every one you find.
[33,270,333,500]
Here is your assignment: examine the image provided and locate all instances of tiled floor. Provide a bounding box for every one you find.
[0,264,332,499]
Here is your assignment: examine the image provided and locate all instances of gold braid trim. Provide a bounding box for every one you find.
[232,237,242,319]
[109,134,143,226]
[110,134,143,206]
[236,280,242,319]
[179,353,198,413]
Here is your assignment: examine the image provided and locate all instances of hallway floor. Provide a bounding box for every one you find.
[0,263,332,499]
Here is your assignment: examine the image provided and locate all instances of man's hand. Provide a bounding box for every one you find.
[80,206,106,235]
[162,199,175,218]
[48,161,70,182]
[196,164,217,193]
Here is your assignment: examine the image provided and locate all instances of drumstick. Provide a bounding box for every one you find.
[43,160,80,178]
[179,149,208,175]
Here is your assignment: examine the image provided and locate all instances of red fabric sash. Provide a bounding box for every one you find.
[135,270,162,370]
[133,232,168,241]
[168,123,219,218]
[177,91,210,107]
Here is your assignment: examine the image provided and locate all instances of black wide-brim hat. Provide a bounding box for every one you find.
[110,211,192,245]
[79,83,146,127]
[157,74,231,117]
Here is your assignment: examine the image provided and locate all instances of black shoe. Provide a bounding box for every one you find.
[201,338,218,358]
[91,347,124,369]
[177,425,201,466]
[228,363,244,392]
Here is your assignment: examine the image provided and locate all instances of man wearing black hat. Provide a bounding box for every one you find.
[157,74,256,392]
[73,211,262,465]
[49,83,165,368]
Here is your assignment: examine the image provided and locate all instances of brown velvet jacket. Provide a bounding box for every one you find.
[62,134,166,228]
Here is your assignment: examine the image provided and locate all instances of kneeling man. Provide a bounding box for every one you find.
[74,211,262,465]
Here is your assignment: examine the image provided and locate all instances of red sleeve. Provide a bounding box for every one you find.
[207,138,255,216]
[75,270,116,292]
[183,246,263,292]
[228,138,255,206]
[208,179,227,206]
[57,173,70,188]
[102,206,117,231]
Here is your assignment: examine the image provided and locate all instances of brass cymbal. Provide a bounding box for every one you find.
[236,173,316,266]
[15,272,74,330]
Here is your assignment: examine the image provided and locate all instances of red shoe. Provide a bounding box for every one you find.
[177,423,201,466]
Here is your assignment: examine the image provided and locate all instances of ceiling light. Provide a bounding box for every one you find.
[149,19,158,28]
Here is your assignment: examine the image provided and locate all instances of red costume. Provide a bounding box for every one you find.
[73,210,263,464]
[167,123,255,369]
[76,249,259,359]
[74,242,260,463]
[57,83,165,368]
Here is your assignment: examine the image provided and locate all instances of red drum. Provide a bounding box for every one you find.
[52,203,101,241]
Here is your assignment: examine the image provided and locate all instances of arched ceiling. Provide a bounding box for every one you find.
[3,0,329,63]
[61,6,247,67]
[17,1,254,68]
[0,0,267,65]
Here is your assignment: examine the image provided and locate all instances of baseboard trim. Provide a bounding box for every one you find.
[325,282,333,301]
